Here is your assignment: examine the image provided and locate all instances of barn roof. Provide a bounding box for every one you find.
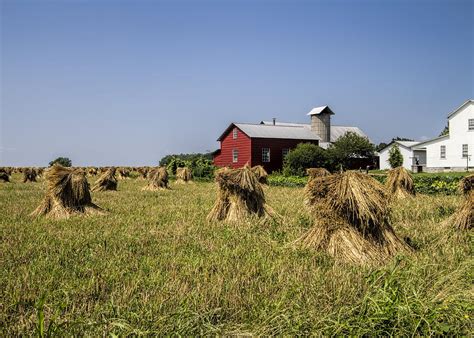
[260,121,369,142]
[217,123,321,141]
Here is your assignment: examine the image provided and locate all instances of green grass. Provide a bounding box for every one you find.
[1,174,472,335]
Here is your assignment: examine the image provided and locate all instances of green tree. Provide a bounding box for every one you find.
[327,132,375,170]
[388,144,403,168]
[282,143,328,176]
[439,124,449,136]
[49,157,72,167]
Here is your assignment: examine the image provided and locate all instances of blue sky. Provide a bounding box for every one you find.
[1,0,472,166]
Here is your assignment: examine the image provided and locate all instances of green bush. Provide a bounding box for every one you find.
[162,155,216,179]
[268,174,308,187]
[49,157,72,167]
[283,143,329,176]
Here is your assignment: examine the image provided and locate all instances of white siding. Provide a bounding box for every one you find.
[379,143,414,170]
[421,102,474,170]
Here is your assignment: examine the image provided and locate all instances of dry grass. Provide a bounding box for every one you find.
[297,171,411,265]
[176,167,192,184]
[31,165,104,219]
[91,167,118,192]
[22,168,37,183]
[386,166,415,199]
[207,165,276,223]
[251,165,268,184]
[142,167,169,191]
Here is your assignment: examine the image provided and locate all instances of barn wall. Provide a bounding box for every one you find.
[213,127,252,168]
[251,138,319,173]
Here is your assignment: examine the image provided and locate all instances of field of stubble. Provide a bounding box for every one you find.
[1,174,472,335]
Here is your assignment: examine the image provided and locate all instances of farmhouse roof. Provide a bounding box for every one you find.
[447,99,473,118]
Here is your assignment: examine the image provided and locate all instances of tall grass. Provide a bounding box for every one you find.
[0,174,472,335]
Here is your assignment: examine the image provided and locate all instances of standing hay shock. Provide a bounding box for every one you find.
[296,171,411,265]
[31,165,104,219]
[175,167,193,184]
[91,167,118,192]
[450,174,474,230]
[142,167,169,191]
[386,166,415,199]
[117,167,131,179]
[207,165,276,223]
[251,165,268,184]
[306,168,331,181]
[137,167,149,179]
[23,168,37,183]
[87,167,98,176]
[0,168,10,182]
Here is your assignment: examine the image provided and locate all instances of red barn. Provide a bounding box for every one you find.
[213,106,368,173]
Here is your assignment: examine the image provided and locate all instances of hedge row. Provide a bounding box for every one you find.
[268,173,465,195]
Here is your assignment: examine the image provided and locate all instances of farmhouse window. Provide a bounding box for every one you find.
[262,148,270,162]
[440,145,446,159]
[462,144,468,158]
[282,148,290,159]
[469,119,474,131]
[233,128,238,139]
[232,149,238,163]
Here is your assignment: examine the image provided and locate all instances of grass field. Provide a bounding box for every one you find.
[1,174,472,335]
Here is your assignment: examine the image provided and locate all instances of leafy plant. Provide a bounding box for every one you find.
[49,157,72,167]
[388,144,403,168]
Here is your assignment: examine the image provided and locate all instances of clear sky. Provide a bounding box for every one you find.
[1,0,473,166]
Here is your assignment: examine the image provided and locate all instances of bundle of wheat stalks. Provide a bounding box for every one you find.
[251,165,268,184]
[31,165,103,219]
[117,167,131,179]
[176,167,192,184]
[91,167,118,192]
[207,165,275,223]
[137,167,149,179]
[23,168,37,183]
[297,171,411,265]
[0,168,10,182]
[87,167,98,176]
[142,167,169,191]
[306,167,331,184]
[386,166,415,199]
[450,174,473,230]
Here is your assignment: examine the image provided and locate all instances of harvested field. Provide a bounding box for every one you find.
[0,173,472,335]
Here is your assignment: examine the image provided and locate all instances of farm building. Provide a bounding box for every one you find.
[378,100,473,172]
[213,106,368,172]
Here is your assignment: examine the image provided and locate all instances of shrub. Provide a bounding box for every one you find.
[49,157,72,167]
[327,132,375,170]
[283,143,328,176]
[388,144,403,168]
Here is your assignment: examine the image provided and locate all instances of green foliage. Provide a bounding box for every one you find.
[159,153,213,167]
[163,155,216,179]
[49,157,72,167]
[388,144,403,168]
[327,132,375,170]
[439,124,449,136]
[282,143,328,176]
[267,174,307,187]
[372,173,463,195]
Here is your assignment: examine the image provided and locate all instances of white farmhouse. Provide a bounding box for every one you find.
[379,100,473,172]
[379,141,424,171]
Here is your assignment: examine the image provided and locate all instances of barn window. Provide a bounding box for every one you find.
[282,148,290,159]
[232,149,238,163]
[462,144,468,158]
[440,145,446,159]
[469,119,474,131]
[262,148,270,162]
[233,128,238,139]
